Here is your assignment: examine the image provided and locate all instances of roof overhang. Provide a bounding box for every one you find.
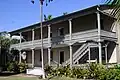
[9,4,115,35]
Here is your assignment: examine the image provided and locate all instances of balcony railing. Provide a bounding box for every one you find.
[10,29,117,50]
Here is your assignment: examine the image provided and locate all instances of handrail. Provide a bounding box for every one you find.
[74,48,89,64]
[62,43,88,65]
[10,29,116,50]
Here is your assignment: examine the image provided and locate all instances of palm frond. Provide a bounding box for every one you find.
[31,0,53,6]
[105,0,120,22]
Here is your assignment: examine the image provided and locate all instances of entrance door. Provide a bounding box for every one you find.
[60,51,64,64]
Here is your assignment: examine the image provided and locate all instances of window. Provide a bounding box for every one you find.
[58,28,64,36]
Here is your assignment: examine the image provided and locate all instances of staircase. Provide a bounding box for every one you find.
[63,42,99,65]
[62,43,89,65]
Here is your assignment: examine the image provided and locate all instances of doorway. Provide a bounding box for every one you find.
[59,51,64,64]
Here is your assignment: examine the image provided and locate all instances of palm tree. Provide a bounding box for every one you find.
[31,0,53,78]
[31,0,53,6]
[44,14,52,21]
[106,0,120,22]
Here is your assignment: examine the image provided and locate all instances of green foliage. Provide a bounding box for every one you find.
[7,61,19,73]
[71,67,90,79]
[18,62,28,73]
[7,61,28,73]
[0,32,20,68]
[44,14,52,21]
[0,36,11,49]
[45,65,72,78]
[11,39,19,44]
[88,63,106,79]
[106,0,120,22]
[45,63,120,79]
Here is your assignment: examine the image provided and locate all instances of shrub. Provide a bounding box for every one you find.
[18,62,28,73]
[45,63,120,79]
[88,63,106,79]
[7,61,28,73]
[7,61,19,73]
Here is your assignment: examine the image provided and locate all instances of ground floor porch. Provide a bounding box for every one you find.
[18,41,118,68]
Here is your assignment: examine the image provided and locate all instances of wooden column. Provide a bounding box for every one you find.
[69,45,73,68]
[48,48,51,66]
[19,50,21,63]
[48,25,51,45]
[19,32,22,63]
[48,25,51,66]
[32,29,35,41]
[31,29,35,67]
[97,7,102,64]
[105,46,108,64]
[32,49,35,68]
[69,19,73,68]
[19,32,22,44]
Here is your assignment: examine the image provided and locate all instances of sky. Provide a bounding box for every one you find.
[0,0,104,32]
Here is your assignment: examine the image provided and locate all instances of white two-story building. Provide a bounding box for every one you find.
[10,5,120,68]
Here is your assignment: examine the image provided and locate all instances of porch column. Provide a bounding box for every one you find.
[19,50,21,63]
[97,8,102,64]
[19,32,22,44]
[105,46,108,64]
[19,32,22,51]
[32,49,35,68]
[48,48,51,66]
[48,25,51,66]
[32,29,35,41]
[69,19,73,68]
[19,32,22,63]
[69,45,73,68]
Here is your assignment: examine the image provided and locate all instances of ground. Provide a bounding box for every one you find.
[0,73,78,80]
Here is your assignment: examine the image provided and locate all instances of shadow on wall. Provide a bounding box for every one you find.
[107,41,116,63]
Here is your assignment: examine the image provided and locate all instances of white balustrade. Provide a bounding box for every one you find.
[10,29,117,50]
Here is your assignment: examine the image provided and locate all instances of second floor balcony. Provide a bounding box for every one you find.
[10,29,117,50]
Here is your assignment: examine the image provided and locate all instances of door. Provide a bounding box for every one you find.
[60,51,64,64]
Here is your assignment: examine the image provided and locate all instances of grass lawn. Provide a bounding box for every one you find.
[0,72,79,80]
[0,77,38,80]
[0,75,78,80]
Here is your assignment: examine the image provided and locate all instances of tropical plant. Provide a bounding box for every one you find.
[106,0,120,22]
[7,61,19,73]
[45,63,120,79]
[31,0,53,6]
[0,32,20,71]
[7,61,28,73]
[44,14,52,21]
[18,62,28,73]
